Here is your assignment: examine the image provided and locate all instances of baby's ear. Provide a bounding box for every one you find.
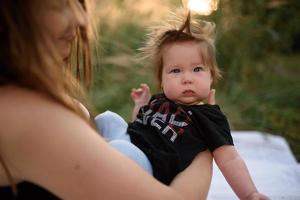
[207,89,216,105]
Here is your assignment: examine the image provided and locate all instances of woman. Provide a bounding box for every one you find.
[0,0,212,199]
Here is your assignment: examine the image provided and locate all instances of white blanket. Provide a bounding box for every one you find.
[208,131,300,200]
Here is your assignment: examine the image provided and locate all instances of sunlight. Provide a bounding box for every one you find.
[187,0,219,15]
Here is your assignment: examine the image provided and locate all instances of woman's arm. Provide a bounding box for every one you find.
[213,145,269,200]
[0,87,183,200]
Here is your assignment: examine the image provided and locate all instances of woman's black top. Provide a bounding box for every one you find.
[0,182,59,200]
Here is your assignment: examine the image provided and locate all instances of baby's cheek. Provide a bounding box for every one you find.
[200,85,211,98]
[163,86,177,99]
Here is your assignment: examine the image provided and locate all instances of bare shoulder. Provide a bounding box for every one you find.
[0,86,47,133]
[0,85,96,186]
[0,85,107,198]
[0,84,94,151]
[0,85,77,138]
[0,85,57,113]
[0,85,66,184]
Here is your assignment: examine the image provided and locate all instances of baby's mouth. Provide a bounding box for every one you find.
[182,90,195,96]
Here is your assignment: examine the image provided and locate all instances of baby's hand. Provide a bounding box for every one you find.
[246,192,270,200]
[131,83,151,107]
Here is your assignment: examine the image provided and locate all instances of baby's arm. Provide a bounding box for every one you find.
[213,145,269,200]
[130,83,151,121]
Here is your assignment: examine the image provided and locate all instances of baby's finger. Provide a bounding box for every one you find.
[140,83,149,91]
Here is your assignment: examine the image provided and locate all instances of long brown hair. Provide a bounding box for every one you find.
[0,0,94,195]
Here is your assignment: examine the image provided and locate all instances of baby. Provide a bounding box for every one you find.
[96,13,269,200]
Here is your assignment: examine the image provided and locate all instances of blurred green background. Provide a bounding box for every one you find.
[89,0,300,160]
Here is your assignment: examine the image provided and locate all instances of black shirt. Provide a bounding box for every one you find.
[128,94,233,185]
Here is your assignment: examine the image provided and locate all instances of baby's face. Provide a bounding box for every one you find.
[161,41,212,105]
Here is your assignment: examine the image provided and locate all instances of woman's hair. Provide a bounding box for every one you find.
[0,0,94,119]
[139,11,221,89]
[0,0,95,195]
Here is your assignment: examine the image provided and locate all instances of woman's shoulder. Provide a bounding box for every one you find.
[0,85,63,129]
[0,85,90,159]
[0,84,74,143]
[0,85,43,123]
[0,85,98,195]
[0,85,89,140]
[0,85,51,109]
[0,86,56,184]
[0,84,81,113]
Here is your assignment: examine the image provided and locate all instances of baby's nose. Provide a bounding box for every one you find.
[182,74,193,84]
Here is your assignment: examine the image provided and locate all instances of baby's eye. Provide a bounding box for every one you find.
[194,66,205,72]
[170,68,181,73]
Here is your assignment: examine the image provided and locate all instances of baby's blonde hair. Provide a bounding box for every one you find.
[139,11,221,89]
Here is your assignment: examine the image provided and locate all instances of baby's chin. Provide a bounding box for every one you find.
[175,98,204,106]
